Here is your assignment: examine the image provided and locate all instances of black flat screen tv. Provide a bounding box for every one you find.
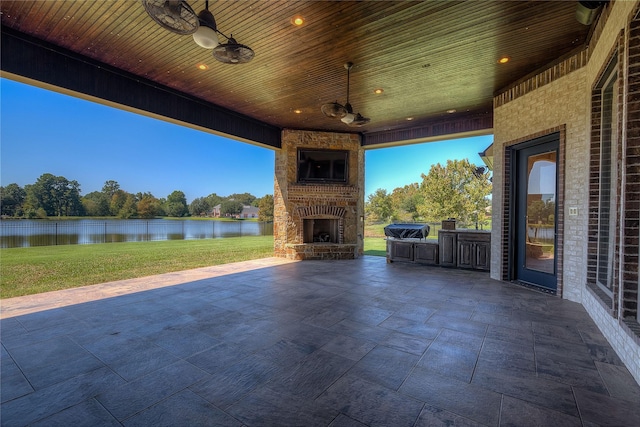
[297,149,349,184]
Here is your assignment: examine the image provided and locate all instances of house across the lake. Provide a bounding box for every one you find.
[210,204,259,219]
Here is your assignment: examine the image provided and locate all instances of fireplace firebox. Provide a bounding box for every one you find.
[304,219,341,243]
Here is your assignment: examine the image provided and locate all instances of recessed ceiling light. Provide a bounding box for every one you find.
[406,117,414,121]
[374,88,384,94]
[498,56,510,64]
[291,15,305,26]
[197,63,209,70]
[447,109,456,114]
[294,109,302,114]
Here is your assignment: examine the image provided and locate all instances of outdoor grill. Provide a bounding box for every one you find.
[384,223,430,239]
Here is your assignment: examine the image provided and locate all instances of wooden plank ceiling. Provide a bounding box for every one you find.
[0,0,595,146]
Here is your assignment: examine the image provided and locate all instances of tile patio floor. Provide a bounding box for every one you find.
[1,256,640,426]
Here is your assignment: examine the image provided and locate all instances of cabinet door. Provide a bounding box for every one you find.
[474,242,491,270]
[414,243,438,265]
[390,240,414,262]
[439,232,457,266]
[457,241,473,269]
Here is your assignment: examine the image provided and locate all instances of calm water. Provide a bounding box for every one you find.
[0,219,273,248]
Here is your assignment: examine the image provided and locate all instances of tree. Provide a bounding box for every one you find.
[189,197,211,217]
[528,199,555,225]
[220,200,244,217]
[205,193,224,209]
[165,190,188,217]
[417,159,492,228]
[390,183,423,222]
[26,173,57,215]
[26,173,84,216]
[102,180,121,198]
[366,188,393,222]
[137,194,161,218]
[117,194,137,218]
[82,191,110,216]
[1,183,26,217]
[109,189,129,216]
[257,194,274,221]
[227,192,256,206]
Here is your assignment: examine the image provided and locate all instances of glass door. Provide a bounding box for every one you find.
[515,138,558,292]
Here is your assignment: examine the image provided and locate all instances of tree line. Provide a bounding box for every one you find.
[3,159,488,226]
[365,159,492,229]
[0,173,274,221]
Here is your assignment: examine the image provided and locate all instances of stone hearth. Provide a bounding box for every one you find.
[274,130,364,260]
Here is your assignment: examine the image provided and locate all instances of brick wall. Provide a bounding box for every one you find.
[492,0,640,385]
[622,10,640,331]
[493,70,586,302]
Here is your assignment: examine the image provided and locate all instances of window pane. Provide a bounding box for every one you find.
[596,74,617,294]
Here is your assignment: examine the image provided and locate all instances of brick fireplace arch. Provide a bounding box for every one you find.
[297,205,346,244]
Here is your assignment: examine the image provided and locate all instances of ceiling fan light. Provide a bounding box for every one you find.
[193,8,219,48]
[341,113,355,124]
[193,25,219,48]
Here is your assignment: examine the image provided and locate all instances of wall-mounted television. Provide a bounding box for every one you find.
[297,149,349,184]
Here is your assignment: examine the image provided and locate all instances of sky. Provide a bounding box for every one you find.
[1,78,493,203]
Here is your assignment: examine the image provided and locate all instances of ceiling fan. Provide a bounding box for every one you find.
[142,0,254,64]
[321,62,370,127]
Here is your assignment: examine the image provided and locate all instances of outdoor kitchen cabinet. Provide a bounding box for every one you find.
[439,230,490,271]
[386,239,414,262]
[386,240,439,265]
[457,231,491,270]
[413,242,439,265]
[438,231,458,267]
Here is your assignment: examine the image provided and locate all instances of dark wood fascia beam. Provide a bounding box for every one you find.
[361,111,493,148]
[0,27,281,149]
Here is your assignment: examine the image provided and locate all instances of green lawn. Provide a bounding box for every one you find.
[1,236,391,299]
[1,236,274,298]
[363,237,387,257]
[364,223,388,237]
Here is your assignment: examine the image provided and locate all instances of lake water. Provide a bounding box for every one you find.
[0,219,273,248]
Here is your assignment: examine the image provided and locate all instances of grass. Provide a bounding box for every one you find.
[364,222,387,238]
[363,237,387,257]
[1,236,274,299]
[1,235,391,299]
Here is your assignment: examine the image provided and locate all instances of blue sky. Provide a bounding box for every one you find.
[1,78,493,203]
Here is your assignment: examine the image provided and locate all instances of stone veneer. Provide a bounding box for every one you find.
[274,129,364,260]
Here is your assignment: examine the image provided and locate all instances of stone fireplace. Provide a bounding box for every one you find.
[274,130,364,260]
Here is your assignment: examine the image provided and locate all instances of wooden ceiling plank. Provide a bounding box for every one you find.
[0,0,592,136]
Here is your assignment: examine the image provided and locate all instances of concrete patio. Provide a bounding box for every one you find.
[1,256,639,426]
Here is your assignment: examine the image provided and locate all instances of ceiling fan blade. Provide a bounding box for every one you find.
[142,0,198,35]
[321,62,370,124]
[348,113,370,127]
[321,102,348,119]
[213,38,255,64]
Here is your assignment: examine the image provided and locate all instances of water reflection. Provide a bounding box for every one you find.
[0,219,273,248]
[525,151,556,274]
